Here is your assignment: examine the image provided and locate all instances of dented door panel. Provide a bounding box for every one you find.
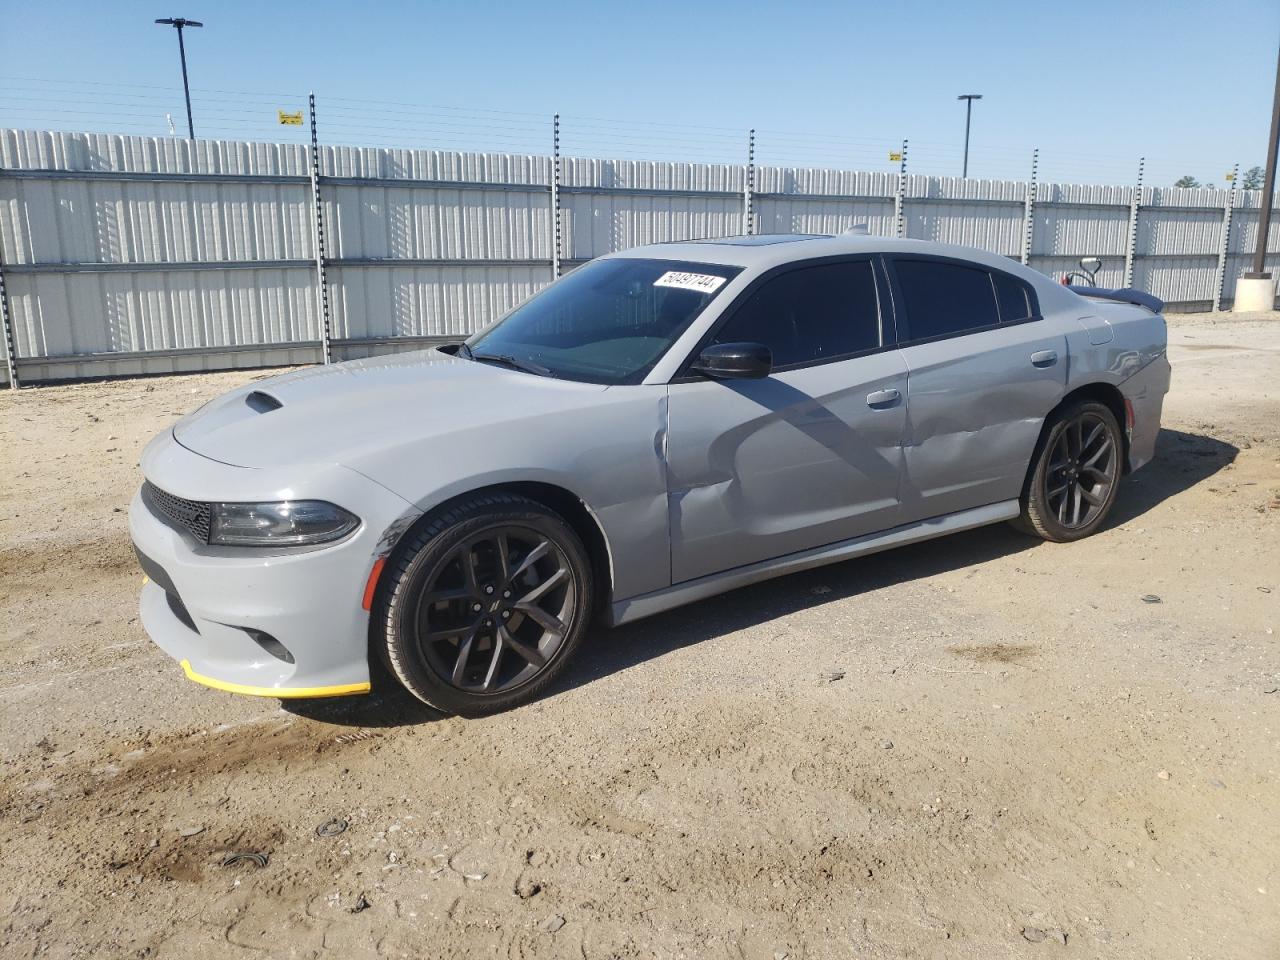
[897,324,1068,521]
[665,352,909,584]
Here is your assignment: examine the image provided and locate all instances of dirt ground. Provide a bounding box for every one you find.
[1,312,1278,960]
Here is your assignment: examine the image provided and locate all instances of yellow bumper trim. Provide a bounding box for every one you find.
[179,659,371,699]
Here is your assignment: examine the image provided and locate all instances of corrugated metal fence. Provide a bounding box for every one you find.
[1,128,1277,385]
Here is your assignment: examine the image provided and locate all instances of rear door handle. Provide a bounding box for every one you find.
[1031,350,1058,368]
[866,388,902,409]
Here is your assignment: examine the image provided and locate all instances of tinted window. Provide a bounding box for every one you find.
[894,259,1000,341]
[469,258,741,384]
[711,261,880,368]
[993,271,1034,322]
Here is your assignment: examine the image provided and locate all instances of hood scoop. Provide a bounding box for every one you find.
[245,390,284,413]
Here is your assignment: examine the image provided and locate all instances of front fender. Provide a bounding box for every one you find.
[355,385,672,603]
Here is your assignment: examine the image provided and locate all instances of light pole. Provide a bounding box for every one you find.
[155,17,203,139]
[957,93,982,178]
[1249,43,1280,280]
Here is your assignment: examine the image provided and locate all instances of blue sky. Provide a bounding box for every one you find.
[1,0,1277,187]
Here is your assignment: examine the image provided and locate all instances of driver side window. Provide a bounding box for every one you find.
[712,260,881,369]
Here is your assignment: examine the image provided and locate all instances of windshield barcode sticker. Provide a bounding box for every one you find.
[654,271,728,294]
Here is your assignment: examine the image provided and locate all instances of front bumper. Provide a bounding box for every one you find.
[129,433,418,697]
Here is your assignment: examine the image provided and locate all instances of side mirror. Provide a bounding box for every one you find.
[691,342,772,380]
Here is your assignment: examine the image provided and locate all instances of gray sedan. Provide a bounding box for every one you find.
[129,233,1170,715]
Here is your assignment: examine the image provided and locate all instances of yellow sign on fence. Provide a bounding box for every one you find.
[278,110,304,126]
[888,151,902,162]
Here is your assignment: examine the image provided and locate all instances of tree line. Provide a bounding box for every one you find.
[1173,166,1264,190]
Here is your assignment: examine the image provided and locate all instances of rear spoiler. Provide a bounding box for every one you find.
[1068,286,1164,313]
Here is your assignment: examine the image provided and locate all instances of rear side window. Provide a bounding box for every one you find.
[712,260,880,368]
[993,270,1035,323]
[893,259,1000,341]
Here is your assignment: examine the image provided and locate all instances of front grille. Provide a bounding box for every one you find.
[142,481,212,544]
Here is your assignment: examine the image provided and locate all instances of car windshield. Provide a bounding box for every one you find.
[465,258,742,384]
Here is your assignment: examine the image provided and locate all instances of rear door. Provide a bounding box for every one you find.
[886,256,1067,521]
[665,258,909,583]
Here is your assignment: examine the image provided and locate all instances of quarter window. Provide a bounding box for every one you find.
[893,259,1000,341]
[993,270,1034,323]
[711,261,880,368]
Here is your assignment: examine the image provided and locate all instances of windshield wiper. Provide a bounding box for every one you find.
[471,352,551,377]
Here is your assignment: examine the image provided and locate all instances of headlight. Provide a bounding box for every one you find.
[208,501,359,547]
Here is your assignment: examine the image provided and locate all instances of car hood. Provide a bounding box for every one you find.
[173,349,610,469]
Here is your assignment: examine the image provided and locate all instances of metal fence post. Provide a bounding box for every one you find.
[894,139,909,239]
[308,92,333,365]
[551,114,561,278]
[743,129,755,236]
[1021,148,1039,266]
[0,244,17,389]
[1123,157,1144,290]
[1213,163,1239,312]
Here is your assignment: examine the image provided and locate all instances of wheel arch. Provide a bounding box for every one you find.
[374,480,615,620]
[1021,381,1130,501]
[1055,382,1130,472]
[498,481,615,615]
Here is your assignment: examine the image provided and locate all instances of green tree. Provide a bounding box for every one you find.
[1173,175,1201,188]
[1242,165,1265,190]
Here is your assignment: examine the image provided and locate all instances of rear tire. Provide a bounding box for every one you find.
[376,493,593,716]
[1017,400,1123,543]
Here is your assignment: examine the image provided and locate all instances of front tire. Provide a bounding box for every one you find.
[377,493,593,716]
[1017,400,1123,542]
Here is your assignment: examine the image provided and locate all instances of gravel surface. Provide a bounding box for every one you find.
[1,312,1278,958]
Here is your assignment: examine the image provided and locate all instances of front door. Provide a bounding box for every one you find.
[665,259,909,584]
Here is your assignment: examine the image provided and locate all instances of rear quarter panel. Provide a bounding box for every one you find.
[1066,301,1167,387]
[1065,300,1170,471]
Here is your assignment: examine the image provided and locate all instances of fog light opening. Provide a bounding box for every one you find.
[245,629,295,664]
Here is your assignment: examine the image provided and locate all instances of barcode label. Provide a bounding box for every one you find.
[653,271,729,294]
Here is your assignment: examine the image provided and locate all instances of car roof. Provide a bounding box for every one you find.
[607,233,1038,277]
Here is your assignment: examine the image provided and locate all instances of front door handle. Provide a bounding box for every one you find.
[1031,349,1059,368]
[866,388,902,409]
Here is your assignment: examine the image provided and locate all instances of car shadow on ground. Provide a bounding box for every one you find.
[284,427,1237,728]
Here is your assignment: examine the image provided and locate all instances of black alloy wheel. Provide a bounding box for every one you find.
[417,526,574,693]
[378,493,593,716]
[1043,409,1119,529]
[1017,400,1124,542]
